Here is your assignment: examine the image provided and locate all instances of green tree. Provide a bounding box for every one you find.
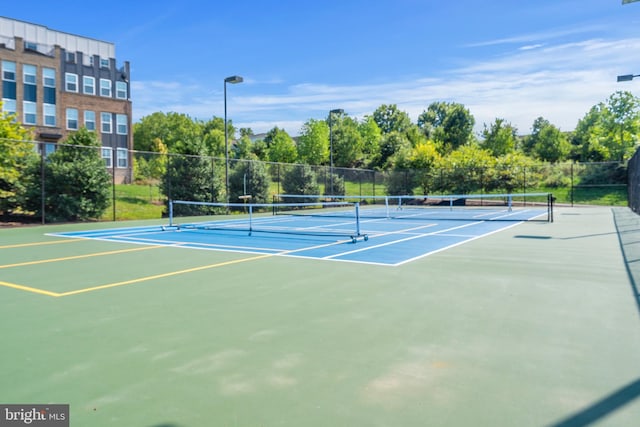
[25,128,111,221]
[481,118,517,157]
[331,115,364,168]
[372,104,412,134]
[0,109,36,215]
[229,159,271,204]
[572,91,640,162]
[418,102,475,153]
[358,116,382,167]
[297,119,329,165]
[266,128,297,163]
[409,141,442,194]
[531,125,571,163]
[134,112,203,154]
[436,145,495,194]
[282,164,320,203]
[376,131,412,169]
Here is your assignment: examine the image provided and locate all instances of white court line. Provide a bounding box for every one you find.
[323,221,482,260]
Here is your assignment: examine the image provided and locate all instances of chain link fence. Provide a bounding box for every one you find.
[1,141,629,224]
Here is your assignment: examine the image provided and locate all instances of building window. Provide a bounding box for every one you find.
[101,112,112,133]
[100,58,110,69]
[24,41,38,51]
[23,64,37,102]
[102,147,112,168]
[2,99,16,115]
[23,102,36,125]
[2,61,16,100]
[65,73,78,92]
[100,79,111,97]
[23,64,36,84]
[116,114,128,135]
[116,81,127,99]
[66,52,76,63]
[84,111,96,131]
[66,108,78,130]
[43,68,56,105]
[2,60,15,81]
[117,148,128,168]
[83,76,95,95]
[43,104,56,126]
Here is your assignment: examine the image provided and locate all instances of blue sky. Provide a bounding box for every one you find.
[10,0,640,136]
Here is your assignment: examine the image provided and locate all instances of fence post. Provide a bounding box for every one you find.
[40,142,45,225]
[570,162,574,207]
[112,147,116,221]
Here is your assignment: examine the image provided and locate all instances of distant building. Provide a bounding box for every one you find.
[0,16,132,183]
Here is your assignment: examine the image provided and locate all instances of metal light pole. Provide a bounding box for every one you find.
[224,75,243,204]
[328,108,344,196]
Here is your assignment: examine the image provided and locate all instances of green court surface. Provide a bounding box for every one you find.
[1,206,639,426]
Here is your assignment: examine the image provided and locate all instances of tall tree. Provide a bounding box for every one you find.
[297,119,329,165]
[481,118,517,157]
[417,102,475,153]
[358,116,382,168]
[134,112,204,155]
[266,127,297,163]
[372,104,412,135]
[331,115,364,168]
[0,109,36,214]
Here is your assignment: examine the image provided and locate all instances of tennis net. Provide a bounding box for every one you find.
[165,200,369,242]
[274,193,554,222]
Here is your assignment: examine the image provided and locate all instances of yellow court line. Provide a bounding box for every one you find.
[0,280,61,297]
[0,239,85,249]
[0,245,164,269]
[57,236,354,297]
[57,253,275,297]
[3,233,356,298]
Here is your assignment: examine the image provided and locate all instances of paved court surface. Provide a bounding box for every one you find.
[0,206,639,426]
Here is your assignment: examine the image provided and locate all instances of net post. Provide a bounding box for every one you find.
[169,200,174,226]
[507,194,513,212]
[449,196,453,211]
[385,196,390,219]
[249,204,253,235]
[355,202,361,237]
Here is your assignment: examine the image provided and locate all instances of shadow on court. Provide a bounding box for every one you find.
[548,377,640,427]
[612,207,640,318]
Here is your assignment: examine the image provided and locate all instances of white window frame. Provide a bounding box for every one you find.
[117,148,128,168]
[83,76,95,95]
[116,114,128,135]
[65,73,78,92]
[100,58,110,69]
[115,81,127,99]
[43,104,56,126]
[101,112,112,133]
[100,78,111,97]
[2,99,16,115]
[2,61,16,81]
[84,111,96,131]
[23,101,36,125]
[43,68,55,87]
[102,147,112,168]
[66,108,78,130]
[23,64,36,85]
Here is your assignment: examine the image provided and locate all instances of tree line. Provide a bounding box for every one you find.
[133,90,640,170]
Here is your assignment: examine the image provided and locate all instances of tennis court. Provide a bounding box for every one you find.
[1,204,639,426]
[48,194,552,267]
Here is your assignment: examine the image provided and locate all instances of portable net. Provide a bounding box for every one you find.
[274,193,554,222]
[165,200,368,242]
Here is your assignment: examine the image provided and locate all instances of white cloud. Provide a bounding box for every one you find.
[131,36,640,136]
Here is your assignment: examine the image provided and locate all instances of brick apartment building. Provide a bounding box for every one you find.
[0,16,132,183]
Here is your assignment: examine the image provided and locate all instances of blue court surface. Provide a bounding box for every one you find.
[51,206,549,266]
